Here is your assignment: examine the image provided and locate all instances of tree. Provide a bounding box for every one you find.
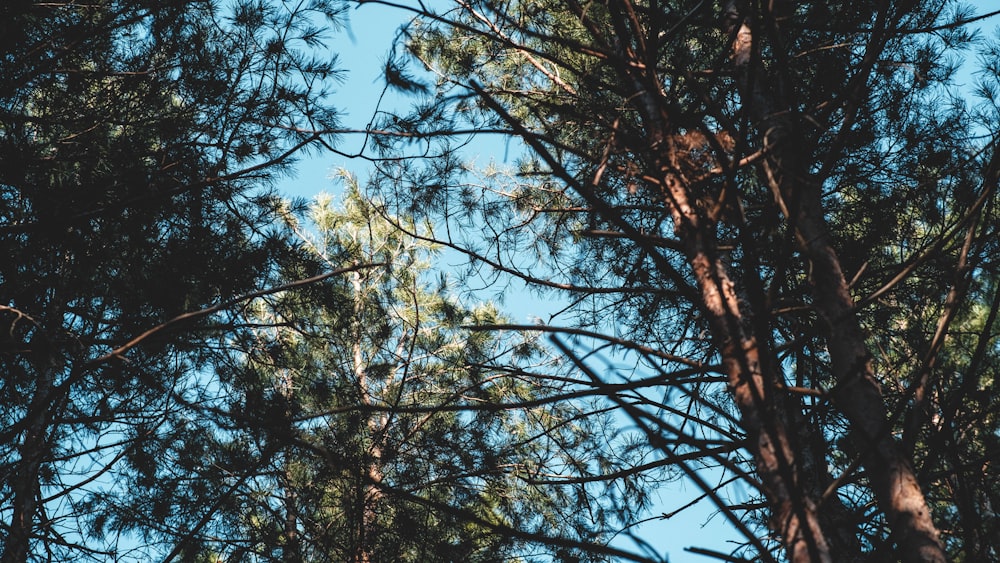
[0,1,342,560]
[126,180,651,562]
[357,0,1000,561]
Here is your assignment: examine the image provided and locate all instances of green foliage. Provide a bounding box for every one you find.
[0,1,341,560]
[4,0,998,561]
[128,183,636,562]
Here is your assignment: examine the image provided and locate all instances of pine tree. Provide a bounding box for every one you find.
[358,0,1000,560]
[0,1,342,560]
[137,179,643,562]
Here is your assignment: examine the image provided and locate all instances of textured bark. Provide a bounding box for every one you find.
[605,25,834,554]
[692,253,832,563]
[723,3,947,560]
[784,149,945,563]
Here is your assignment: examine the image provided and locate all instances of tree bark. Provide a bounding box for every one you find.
[610,43,834,560]
[723,3,947,560]
[590,2,838,558]
[658,161,833,563]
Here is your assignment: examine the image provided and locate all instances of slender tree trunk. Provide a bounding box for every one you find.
[350,270,384,563]
[282,465,302,563]
[723,3,946,560]
[776,127,945,563]
[279,367,302,563]
[659,166,833,563]
[933,275,1000,560]
[744,234,865,561]
[3,367,54,563]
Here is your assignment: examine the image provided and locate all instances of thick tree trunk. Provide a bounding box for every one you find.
[659,168,833,563]
[723,3,947,560]
[781,142,945,563]
[600,3,835,557]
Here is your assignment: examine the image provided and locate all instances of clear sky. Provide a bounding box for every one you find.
[276,3,1000,561]
[276,2,409,200]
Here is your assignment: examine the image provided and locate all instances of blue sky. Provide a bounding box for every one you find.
[277,2,409,199]
[275,3,1000,561]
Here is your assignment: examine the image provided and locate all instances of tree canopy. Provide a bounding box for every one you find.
[0,0,342,559]
[132,181,642,562]
[360,0,1000,561]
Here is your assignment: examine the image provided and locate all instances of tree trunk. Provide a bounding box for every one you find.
[597,1,836,556]
[723,3,947,560]
[2,366,55,563]
[659,166,833,563]
[350,270,384,563]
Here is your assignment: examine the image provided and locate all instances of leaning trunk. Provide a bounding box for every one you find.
[724,2,946,560]
[684,231,833,562]
[618,56,835,558]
